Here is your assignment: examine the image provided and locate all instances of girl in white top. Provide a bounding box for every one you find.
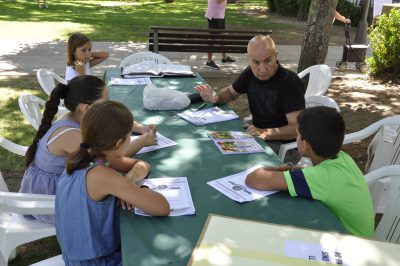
[65,32,109,82]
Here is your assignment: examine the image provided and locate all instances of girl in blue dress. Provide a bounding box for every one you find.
[55,100,170,265]
[21,75,157,224]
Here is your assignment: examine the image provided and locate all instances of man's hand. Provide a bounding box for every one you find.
[194,84,217,103]
[246,125,270,139]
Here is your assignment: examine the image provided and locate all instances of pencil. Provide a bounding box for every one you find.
[195,103,207,111]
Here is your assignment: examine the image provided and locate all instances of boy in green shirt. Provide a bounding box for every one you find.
[245,106,374,237]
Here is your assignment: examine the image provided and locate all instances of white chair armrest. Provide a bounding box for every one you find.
[364,165,400,184]
[0,192,55,215]
[343,116,400,144]
[277,141,297,160]
[0,136,28,156]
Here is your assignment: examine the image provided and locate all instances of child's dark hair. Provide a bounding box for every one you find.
[66,32,91,66]
[66,100,133,175]
[24,75,106,169]
[297,106,345,159]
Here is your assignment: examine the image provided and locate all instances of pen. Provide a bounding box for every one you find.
[195,103,207,111]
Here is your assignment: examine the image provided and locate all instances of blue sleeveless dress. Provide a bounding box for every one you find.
[20,119,80,224]
[55,163,121,266]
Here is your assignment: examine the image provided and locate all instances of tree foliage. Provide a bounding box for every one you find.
[368,8,400,79]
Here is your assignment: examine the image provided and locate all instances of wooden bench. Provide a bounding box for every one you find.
[149,26,272,54]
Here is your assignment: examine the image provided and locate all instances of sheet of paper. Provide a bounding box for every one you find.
[131,132,177,155]
[177,106,239,126]
[135,177,195,216]
[284,240,347,265]
[207,165,278,203]
[109,77,150,86]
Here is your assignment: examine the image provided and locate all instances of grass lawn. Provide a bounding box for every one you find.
[0,0,298,41]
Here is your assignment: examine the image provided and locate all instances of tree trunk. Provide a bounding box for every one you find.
[297,0,338,73]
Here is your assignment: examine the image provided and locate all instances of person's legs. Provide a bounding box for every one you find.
[36,0,41,8]
[219,19,235,63]
[205,19,221,70]
[207,52,213,62]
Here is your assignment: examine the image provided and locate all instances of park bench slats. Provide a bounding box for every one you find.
[149,26,272,54]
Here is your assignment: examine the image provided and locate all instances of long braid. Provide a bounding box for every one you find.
[24,83,68,168]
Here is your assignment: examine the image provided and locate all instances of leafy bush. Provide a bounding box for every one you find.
[368,8,400,78]
[267,0,276,12]
[275,0,298,17]
[297,0,311,20]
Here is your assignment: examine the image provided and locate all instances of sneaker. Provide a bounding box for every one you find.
[205,61,220,70]
[222,56,236,63]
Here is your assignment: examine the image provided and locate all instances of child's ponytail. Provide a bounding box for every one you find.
[25,83,68,168]
[24,75,106,169]
[66,143,93,175]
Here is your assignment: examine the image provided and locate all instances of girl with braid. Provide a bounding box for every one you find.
[20,75,156,224]
[55,100,169,265]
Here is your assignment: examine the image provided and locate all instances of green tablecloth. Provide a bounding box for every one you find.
[104,68,347,266]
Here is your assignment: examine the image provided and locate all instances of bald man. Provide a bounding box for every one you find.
[195,35,305,153]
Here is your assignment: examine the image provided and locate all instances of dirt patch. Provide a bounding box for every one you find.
[204,74,400,172]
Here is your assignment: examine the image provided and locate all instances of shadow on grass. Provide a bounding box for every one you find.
[0,0,287,41]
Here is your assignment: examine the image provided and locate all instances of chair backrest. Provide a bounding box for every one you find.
[18,95,46,130]
[366,124,400,173]
[298,64,332,97]
[36,68,66,96]
[119,52,172,68]
[305,95,340,112]
[365,165,400,243]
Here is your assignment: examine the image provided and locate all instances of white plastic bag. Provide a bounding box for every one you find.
[143,83,190,111]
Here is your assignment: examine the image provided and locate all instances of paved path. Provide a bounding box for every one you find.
[0,39,371,79]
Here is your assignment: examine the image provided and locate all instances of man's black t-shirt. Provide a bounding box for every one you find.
[232,64,305,129]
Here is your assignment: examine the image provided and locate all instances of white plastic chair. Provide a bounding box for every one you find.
[298,64,332,97]
[119,52,172,68]
[0,170,56,263]
[18,95,68,131]
[365,165,400,243]
[36,69,66,96]
[0,135,27,193]
[277,95,341,161]
[29,255,64,266]
[0,135,27,157]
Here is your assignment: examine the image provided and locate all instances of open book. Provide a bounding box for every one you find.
[130,132,177,155]
[177,106,239,126]
[121,62,195,78]
[208,131,265,155]
[135,177,195,216]
[207,165,278,203]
